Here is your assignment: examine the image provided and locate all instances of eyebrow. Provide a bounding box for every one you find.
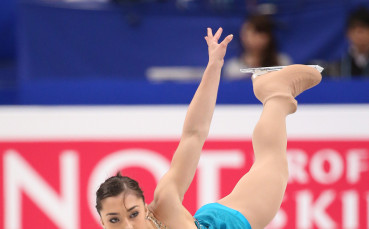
[106,213,119,216]
[105,205,138,216]
[127,205,139,212]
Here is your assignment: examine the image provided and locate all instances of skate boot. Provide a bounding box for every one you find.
[252,64,322,113]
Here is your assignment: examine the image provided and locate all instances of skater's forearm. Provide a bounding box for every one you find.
[181,61,222,140]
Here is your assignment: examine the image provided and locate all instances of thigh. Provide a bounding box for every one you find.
[217,156,288,229]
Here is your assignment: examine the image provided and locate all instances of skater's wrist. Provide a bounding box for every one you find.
[207,59,224,68]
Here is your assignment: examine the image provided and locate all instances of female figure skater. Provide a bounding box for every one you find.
[95,28,321,229]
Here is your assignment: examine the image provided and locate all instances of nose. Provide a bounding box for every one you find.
[123,219,134,229]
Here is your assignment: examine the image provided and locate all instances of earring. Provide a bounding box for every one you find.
[145,211,149,220]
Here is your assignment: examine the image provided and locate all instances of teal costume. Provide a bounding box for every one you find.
[194,203,252,229]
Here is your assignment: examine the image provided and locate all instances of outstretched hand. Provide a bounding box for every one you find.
[204,27,233,65]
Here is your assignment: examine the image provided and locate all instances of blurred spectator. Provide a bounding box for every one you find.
[342,7,369,77]
[321,7,369,78]
[224,14,292,79]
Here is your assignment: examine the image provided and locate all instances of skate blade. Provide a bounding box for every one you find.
[240,65,324,79]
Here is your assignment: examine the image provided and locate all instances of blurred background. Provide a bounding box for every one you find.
[0,0,369,104]
[0,0,369,228]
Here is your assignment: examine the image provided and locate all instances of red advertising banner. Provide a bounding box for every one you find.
[1,140,368,229]
[0,105,369,229]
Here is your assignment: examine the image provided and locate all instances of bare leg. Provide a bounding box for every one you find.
[218,65,322,229]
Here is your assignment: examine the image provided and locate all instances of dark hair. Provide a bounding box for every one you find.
[244,14,279,67]
[95,172,145,215]
[347,7,369,29]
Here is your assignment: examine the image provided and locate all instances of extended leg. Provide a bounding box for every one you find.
[218,65,322,229]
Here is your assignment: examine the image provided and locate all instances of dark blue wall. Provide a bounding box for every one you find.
[1,0,369,105]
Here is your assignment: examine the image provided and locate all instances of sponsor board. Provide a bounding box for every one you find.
[0,105,368,229]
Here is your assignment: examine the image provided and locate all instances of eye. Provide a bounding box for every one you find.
[109,217,120,223]
[130,211,139,218]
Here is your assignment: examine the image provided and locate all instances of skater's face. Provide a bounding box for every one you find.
[347,24,369,53]
[99,192,150,229]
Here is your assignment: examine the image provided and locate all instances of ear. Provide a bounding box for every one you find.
[145,203,149,218]
[100,218,105,227]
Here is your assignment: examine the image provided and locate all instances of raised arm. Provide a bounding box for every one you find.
[153,28,233,204]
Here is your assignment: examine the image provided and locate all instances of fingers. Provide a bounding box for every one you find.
[213,27,223,42]
[207,28,213,39]
[220,34,233,47]
[205,27,233,47]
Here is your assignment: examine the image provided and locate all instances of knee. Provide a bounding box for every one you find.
[255,155,289,181]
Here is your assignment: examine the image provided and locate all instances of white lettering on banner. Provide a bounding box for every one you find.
[287,149,309,184]
[310,149,344,184]
[296,190,336,228]
[197,150,244,207]
[347,149,369,184]
[4,150,79,229]
[342,190,359,228]
[287,148,369,185]
[88,149,170,223]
